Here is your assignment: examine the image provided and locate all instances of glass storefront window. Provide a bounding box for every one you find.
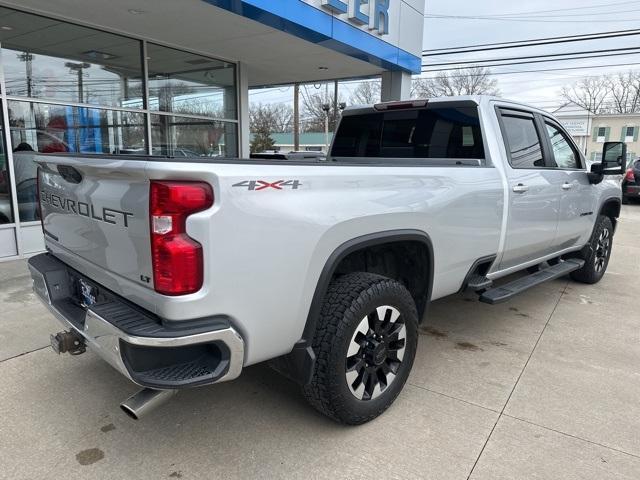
[0,110,14,224]
[0,8,144,108]
[150,114,237,158]
[8,101,146,154]
[8,101,147,221]
[147,43,236,120]
[0,6,239,240]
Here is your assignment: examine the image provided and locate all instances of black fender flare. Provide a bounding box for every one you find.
[598,197,622,232]
[270,229,434,386]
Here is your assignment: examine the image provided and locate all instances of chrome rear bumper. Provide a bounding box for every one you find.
[28,253,244,389]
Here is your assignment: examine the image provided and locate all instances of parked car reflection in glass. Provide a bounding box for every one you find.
[8,128,72,223]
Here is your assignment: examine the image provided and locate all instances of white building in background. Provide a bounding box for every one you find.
[553,103,593,154]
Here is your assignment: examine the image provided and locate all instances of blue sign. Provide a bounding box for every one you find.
[201,0,421,74]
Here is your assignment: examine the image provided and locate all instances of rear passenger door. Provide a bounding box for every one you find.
[540,118,595,250]
[497,108,560,270]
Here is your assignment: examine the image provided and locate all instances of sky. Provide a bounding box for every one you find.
[422,0,640,109]
[250,0,640,113]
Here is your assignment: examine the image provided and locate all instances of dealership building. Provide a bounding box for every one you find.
[0,0,425,260]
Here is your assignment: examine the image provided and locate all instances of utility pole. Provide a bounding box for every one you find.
[322,102,331,152]
[585,109,591,156]
[65,62,90,103]
[18,53,36,135]
[293,83,300,151]
[18,53,34,97]
[333,80,339,130]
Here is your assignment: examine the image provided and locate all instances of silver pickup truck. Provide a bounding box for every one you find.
[28,96,625,424]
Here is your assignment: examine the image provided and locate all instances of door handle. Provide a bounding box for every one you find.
[562,182,573,190]
[512,184,529,193]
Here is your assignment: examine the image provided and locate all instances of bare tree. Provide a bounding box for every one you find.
[349,80,381,105]
[249,103,293,134]
[605,72,640,114]
[300,86,345,132]
[560,71,640,114]
[560,76,610,114]
[413,66,500,98]
[629,72,640,114]
[607,73,632,114]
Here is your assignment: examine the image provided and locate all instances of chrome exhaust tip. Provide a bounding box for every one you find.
[120,388,177,420]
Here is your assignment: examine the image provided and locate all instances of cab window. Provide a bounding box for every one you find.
[499,112,545,169]
[545,122,581,169]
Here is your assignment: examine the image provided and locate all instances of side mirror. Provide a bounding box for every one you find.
[601,142,627,175]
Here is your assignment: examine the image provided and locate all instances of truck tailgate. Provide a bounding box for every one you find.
[38,155,153,288]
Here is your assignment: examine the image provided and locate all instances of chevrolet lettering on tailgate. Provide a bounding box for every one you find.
[40,189,133,228]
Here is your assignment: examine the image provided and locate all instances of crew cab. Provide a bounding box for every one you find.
[28,96,625,424]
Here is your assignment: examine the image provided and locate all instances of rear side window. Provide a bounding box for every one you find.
[500,114,545,169]
[331,106,485,161]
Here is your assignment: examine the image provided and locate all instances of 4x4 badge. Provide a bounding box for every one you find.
[232,180,302,191]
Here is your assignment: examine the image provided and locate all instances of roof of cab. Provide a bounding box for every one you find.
[343,95,550,118]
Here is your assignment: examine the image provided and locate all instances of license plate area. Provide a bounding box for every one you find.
[78,278,98,307]
[69,273,106,309]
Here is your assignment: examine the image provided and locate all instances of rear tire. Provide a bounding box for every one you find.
[303,272,418,425]
[570,215,614,284]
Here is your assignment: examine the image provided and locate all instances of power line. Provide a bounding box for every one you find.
[424,14,640,23]
[423,46,640,67]
[422,29,640,56]
[441,6,640,20]
[468,0,640,18]
[422,50,640,73]
[420,61,640,76]
[496,9,640,19]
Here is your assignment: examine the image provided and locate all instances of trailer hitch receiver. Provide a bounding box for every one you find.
[50,330,86,355]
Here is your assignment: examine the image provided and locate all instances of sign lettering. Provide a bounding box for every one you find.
[320,0,390,35]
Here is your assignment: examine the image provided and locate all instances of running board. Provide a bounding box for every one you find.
[479,259,585,305]
[466,274,493,291]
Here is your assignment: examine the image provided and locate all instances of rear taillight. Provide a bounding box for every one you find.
[150,181,213,296]
[625,168,635,182]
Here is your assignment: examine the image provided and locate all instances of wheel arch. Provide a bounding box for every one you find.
[269,229,434,387]
[303,229,434,339]
[599,197,621,231]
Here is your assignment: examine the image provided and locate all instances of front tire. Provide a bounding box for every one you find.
[570,215,614,284]
[303,272,418,425]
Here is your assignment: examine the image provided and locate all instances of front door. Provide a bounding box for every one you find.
[497,108,560,270]
[541,119,597,250]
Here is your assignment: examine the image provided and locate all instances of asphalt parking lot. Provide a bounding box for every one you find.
[1,206,639,480]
